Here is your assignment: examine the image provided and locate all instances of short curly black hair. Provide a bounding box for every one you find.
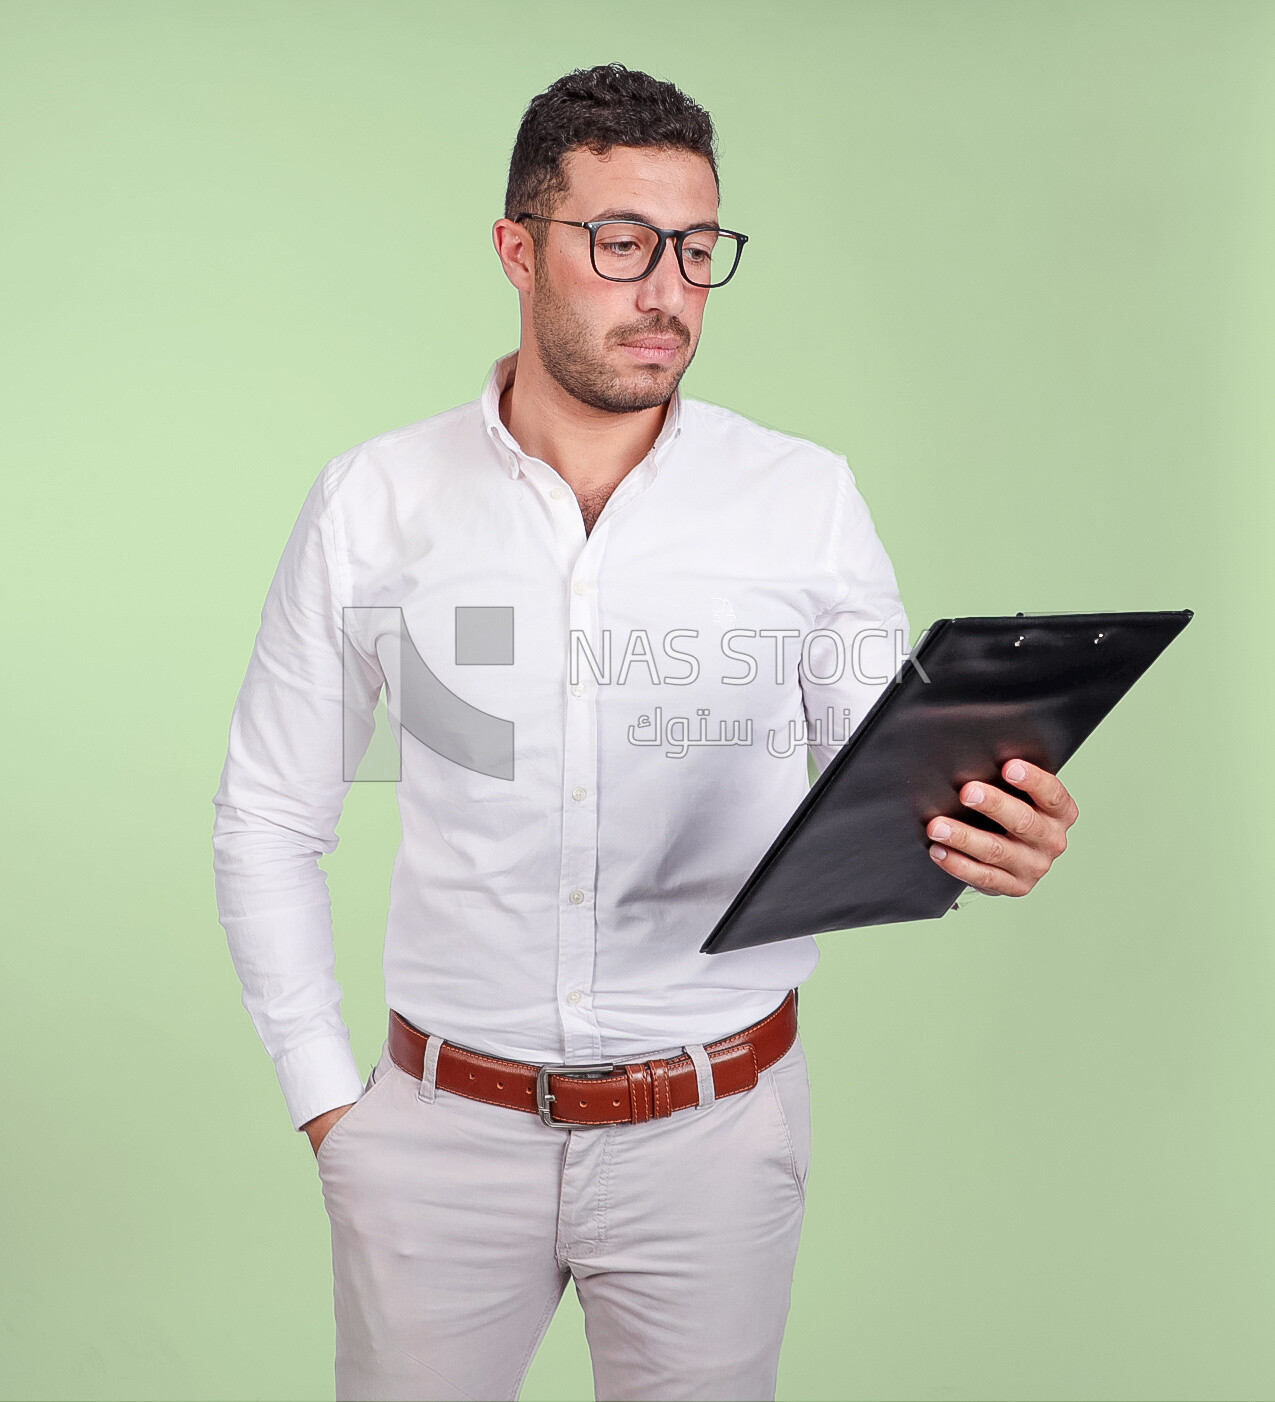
[504,63,719,222]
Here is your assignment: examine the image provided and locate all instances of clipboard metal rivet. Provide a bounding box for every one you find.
[1014,636,1025,647]
[1094,633,1105,643]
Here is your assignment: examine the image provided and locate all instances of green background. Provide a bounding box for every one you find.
[3,2,1273,1398]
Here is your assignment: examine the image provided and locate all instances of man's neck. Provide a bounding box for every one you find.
[499,344,670,498]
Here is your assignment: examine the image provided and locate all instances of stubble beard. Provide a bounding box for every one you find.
[530,257,695,414]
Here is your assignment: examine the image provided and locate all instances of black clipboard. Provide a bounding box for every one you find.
[700,610,1193,954]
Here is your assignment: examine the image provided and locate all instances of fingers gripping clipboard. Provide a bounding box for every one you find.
[700,610,1193,955]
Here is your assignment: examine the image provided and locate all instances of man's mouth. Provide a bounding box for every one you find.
[617,336,684,366]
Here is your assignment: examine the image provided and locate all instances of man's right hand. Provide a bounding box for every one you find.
[302,1102,356,1157]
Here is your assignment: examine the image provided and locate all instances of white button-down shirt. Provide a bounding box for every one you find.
[212,351,909,1130]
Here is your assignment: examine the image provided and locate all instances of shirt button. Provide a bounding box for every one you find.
[565,990,583,1006]
[569,888,585,904]
[570,683,584,697]
[572,581,588,596]
[550,486,567,500]
[571,786,587,802]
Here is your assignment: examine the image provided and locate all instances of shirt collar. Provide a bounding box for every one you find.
[480,349,684,480]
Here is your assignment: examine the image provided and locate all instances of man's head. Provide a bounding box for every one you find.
[493,64,725,414]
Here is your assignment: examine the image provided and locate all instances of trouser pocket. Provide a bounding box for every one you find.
[766,1033,812,1203]
[315,1040,394,1172]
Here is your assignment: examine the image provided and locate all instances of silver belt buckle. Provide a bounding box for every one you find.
[535,1062,617,1127]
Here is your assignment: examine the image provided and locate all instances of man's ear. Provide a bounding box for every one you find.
[493,218,536,294]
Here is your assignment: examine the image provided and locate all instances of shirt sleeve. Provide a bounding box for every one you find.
[211,462,383,1131]
[800,457,910,779]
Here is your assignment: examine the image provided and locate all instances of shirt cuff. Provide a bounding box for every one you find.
[273,1033,368,1132]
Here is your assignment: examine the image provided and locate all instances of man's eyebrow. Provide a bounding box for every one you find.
[590,208,722,230]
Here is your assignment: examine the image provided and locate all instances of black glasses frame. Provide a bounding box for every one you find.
[514,213,748,288]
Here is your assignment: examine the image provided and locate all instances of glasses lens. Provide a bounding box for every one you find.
[680,229,740,287]
[592,222,661,280]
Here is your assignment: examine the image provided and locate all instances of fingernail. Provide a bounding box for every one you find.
[1006,761,1026,782]
[965,786,984,806]
[931,845,947,861]
[931,821,952,840]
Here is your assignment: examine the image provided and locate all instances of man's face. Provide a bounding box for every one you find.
[525,145,720,413]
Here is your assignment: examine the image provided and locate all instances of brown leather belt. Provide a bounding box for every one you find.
[387,989,797,1127]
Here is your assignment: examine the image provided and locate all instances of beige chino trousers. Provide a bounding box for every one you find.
[315,1021,812,1402]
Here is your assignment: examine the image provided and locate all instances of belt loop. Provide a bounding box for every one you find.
[625,1063,653,1123]
[417,1034,443,1103]
[685,1043,716,1109]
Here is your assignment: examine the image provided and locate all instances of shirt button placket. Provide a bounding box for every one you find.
[559,536,602,1060]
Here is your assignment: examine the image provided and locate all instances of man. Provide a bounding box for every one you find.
[212,63,1076,1402]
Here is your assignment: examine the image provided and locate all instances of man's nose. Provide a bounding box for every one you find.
[634,237,688,316]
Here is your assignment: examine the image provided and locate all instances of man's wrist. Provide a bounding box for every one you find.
[301,1101,356,1153]
[273,1034,366,1132]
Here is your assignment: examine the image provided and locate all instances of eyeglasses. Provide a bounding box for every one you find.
[514,213,748,288]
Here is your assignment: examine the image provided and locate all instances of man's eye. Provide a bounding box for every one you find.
[600,240,641,256]
[684,247,710,263]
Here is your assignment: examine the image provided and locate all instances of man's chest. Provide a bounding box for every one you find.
[574,481,618,537]
[341,472,837,762]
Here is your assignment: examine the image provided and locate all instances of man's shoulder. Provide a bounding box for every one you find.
[679,395,850,479]
[316,397,484,503]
